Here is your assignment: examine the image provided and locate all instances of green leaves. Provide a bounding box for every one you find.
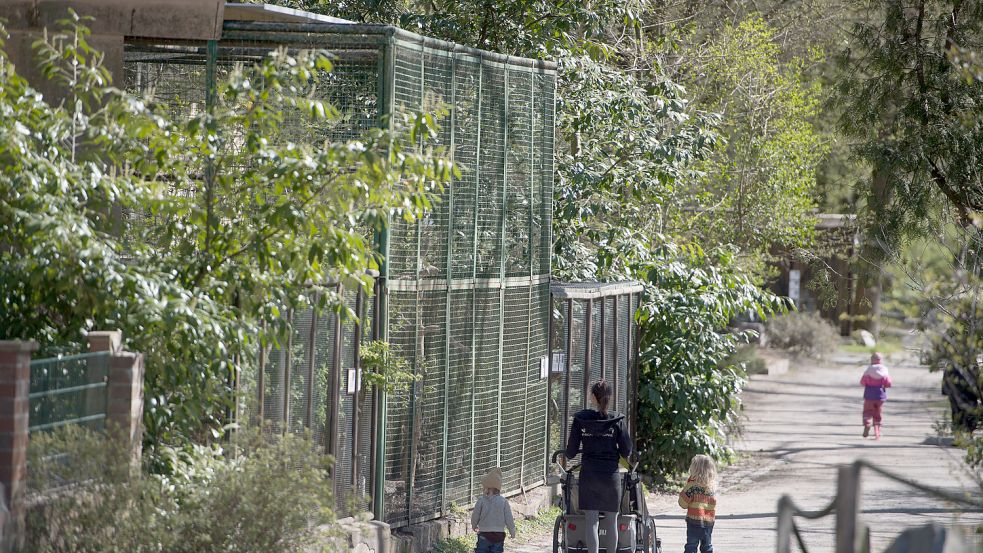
[0,18,450,454]
[838,1,983,236]
[668,15,827,270]
[634,243,788,476]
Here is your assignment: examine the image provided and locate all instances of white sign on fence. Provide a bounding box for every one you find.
[789,269,801,305]
[346,368,361,395]
[551,352,566,373]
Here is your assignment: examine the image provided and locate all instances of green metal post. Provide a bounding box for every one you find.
[468,62,483,504]
[600,298,606,380]
[352,288,364,500]
[583,299,593,408]
[563,299,573,444]
[518,73,535,488]
[440,54,456,514]
[545,293,555,476]
[612,295,619,411]
[305,298,319,430]
[496,67,510,470]
[373,31,396,523]
[405,41,427,522]
[283,308,294,434]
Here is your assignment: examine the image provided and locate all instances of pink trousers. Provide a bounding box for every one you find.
[863,399,884,427]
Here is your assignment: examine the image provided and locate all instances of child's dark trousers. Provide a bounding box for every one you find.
[475,533,504,553]
[684,521,714,553]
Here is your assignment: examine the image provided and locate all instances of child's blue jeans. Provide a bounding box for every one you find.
[684,522,713,553]
[475,534,504,553]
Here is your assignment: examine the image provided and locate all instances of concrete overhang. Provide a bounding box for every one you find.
[0,0,225,40]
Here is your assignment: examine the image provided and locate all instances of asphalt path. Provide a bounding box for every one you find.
[513,349,983,553]
[651,350,983,552]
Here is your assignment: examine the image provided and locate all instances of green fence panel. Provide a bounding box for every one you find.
[28,351,111,433]
[123,21,557,527]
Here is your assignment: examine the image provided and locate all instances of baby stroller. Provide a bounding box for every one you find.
[549,451,661,553]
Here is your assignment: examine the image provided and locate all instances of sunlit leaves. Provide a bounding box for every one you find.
[0,18,450,456]
[634,243,789,476]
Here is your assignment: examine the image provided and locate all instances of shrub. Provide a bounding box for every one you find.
[635,245,789,479]
[23,428,337,553]
[725,345,768,376]
[25,426,172,553]
[766,311,840,358]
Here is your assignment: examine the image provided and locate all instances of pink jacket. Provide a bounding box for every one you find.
[860,364,891,401]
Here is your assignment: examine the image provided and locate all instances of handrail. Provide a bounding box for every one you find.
[776,459,983,553]
[856,459,983,509]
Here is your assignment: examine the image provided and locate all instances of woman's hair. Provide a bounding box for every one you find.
[688,454,717,489]
[591,380,613,415]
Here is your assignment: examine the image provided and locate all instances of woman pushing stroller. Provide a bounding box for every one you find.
[564,380,634,553]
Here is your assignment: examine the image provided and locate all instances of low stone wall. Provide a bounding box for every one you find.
[391,485,554,553]
[757,349,790,376]
[312,515,392,553]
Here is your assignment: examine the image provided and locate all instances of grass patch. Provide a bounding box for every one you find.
[839,334,903,356]
[428,505,562,553]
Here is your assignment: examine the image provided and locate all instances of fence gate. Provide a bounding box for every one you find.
[547,281,643,467]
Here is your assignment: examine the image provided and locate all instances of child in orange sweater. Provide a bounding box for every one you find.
[678,455,717,553]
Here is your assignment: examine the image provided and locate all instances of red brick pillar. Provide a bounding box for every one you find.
[0,340,36,549]
[87,332,143,465]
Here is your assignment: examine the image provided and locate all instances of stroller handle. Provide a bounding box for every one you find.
[551,449,580,474]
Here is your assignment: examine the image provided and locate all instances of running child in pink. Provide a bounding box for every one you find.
[860,352,892,439]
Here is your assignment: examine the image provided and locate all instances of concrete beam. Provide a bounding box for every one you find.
[0,1,224,40]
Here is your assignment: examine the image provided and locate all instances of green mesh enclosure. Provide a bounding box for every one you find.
[28,352,111,434]
[122,19,556,526]
[547,282,644,474]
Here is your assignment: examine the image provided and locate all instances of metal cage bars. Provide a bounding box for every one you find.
[251,283,376,515]
[547,282,644,468]
[122,19,557,526]
[375,28,555,527]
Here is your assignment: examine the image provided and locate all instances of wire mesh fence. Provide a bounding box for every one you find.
[121,18,559,526]
[28,352,111,434]
[548,282,644,468]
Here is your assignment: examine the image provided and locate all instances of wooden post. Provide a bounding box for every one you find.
[775,495,794,553]
[835,464,861,553]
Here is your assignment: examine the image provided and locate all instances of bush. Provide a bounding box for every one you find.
[635,245,789,479]
[766,311,840,358]
[725,345,768,376]
[23,428,337,553]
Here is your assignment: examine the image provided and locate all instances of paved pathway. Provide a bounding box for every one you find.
[513,349,983,552]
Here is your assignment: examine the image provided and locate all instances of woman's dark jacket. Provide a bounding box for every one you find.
[564,409,633,512]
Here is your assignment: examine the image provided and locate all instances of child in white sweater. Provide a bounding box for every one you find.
[471,467,516,553]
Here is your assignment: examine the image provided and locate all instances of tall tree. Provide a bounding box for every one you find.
[839,0,983,236]
[664,15,828,277]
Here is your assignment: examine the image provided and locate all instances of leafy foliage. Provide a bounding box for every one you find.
[838,0,983,236]
[669,16,827,271]
[0,15,451,454]
[635,244,789,476]
[552,55,717,281]
[25,426,337,553]
[766,311,841,358]
[360,340,418,392]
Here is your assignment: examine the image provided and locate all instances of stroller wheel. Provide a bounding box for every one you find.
[553,516,563,553]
